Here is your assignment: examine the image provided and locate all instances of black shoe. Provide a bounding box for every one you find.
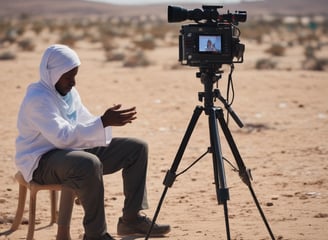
[117,216,170,237]
[83,232,115,240]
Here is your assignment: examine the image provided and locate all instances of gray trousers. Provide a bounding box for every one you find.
[32,137,149,239]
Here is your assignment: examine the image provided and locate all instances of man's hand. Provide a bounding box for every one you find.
[101,104,137,127]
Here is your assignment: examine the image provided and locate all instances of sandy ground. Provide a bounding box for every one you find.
[0,17,328,240]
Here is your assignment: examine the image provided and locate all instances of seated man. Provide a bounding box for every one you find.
[15,44,170,240]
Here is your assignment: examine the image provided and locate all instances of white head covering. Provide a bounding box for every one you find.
[39,44,81,90]
[37,44,81,123]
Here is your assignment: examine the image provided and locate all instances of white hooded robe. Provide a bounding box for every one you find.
[15,44,112,182]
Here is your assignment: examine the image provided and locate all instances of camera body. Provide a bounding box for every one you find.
[169,5,246,68]
[179,23,244,67]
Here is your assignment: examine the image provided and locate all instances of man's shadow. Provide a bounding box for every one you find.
[118,235,168,240]
[0,222,55,237]
[0,229,14,236]
[1,229,169,239]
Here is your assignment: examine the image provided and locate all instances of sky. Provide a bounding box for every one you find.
[86,0,260,6]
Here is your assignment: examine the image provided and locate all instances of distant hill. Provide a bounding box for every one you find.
[236,0,328,16]
[0,0,327,18]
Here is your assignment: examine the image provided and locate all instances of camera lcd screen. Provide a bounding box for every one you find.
[198,35,222,53]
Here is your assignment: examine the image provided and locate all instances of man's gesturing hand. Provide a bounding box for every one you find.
[101,104,137,127]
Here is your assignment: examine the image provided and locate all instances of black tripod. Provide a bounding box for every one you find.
[145,66,275,240]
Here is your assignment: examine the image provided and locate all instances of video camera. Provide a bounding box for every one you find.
[168,5,247,68]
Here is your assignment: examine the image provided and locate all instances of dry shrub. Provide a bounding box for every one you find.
[3,28,19,43]
[43,19,57,33]
[123,50,150,68]
[265,44,286,56]
[100,36,114,52]
[0,19,11,33]
[302,57,328,71]
[147,19,173,39]
[296,32,318,45]
[0,51,16,60]
[133,34,156,50]
[31,20,45,35]
[168,62,184,70]
[18,38,35,51]
[304,45,316,59]
[98,20,129,39]
[242,25,267,43]
[255,58,277,70]
[83,28,100,43]
[105,49,125,62]
[58,31,78,47]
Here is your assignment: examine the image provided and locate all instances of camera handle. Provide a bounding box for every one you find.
[145,70,275,240]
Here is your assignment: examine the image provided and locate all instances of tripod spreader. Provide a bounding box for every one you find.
[163,169,176,188]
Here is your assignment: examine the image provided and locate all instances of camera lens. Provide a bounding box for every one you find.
[168,6,188,22]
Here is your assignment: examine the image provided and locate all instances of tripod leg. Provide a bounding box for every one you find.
[216,109,248,181]
[166,106,203,176]
[215,108,276,240]
[249,184,276,240]
[208,107,231,240]
[145,106,203,240]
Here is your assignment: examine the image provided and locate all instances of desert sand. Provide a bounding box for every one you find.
[0,0,327,240]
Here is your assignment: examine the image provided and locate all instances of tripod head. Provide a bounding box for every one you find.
[197,67,222,108]
[196,66,244,128]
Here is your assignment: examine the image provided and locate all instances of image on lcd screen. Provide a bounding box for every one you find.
[199,35,222,53]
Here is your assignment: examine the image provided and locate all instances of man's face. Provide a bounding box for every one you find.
[55,67,78,96]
